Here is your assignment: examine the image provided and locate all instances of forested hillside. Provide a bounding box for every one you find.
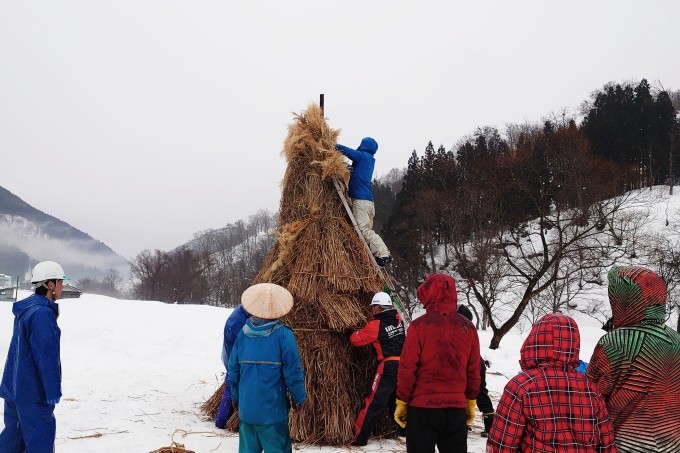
[128,210,277,306]
[382,79,680,346]
[127,79,680,341]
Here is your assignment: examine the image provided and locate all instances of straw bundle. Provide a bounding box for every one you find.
[149,443,194,453]
[203,103,393,445]
[200,381,224,419]
[258,103,390,444]
[212,104,389,445]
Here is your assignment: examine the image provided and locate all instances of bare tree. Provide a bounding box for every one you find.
[381,167,406,194]
[504,122,536,152]
[638,226,680,332]
[453,125,646,348]
[485,191,648,348]
[130,249,167,300]
[523,250,605,326]
[102,268,122,297]
[668,89,680,111]
[453,231,518,332]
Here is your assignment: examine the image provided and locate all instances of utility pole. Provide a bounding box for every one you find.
[650,142,653,190]
[671,127,675,195]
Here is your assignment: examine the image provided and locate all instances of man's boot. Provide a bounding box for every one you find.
[481,413,495,437]
[376,256,393,267]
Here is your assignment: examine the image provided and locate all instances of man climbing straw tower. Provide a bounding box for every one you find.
[204,103,399,445]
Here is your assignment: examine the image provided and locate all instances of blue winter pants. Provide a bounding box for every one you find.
[0,400,56,453]
[238,420,291,453]
[215,378,233,428]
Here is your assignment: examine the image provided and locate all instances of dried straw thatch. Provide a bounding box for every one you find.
[149,443,195,453]
[261,103,392,444]
[200,381,224,420]
[203,103,394,445]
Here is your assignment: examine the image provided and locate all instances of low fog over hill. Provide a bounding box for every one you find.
[0,186,128,284]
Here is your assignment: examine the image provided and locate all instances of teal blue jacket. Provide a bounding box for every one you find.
[228,318,306,425]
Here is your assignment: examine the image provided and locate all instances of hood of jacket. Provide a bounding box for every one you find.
[416,273,457,315]
[243,317,284,338]
[520,313,580,371]
[457,304,473,322]
[608,266,667,328]
[374,308,399,321]
[357,137,378,155]
[12,294,58,319]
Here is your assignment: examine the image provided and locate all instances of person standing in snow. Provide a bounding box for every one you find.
[457,304,495,438]
[228,283,306,453]
[215,304,251,428]
[586,266,680,453]
[486,313,618,453]
[336,137,392,267]
[0,261,67,452]
[348,291,405,446]
[394,273,481,452]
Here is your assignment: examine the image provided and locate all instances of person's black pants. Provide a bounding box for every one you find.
[477,370,495,433]
[406,406,467,453]
[477,384,494,414]
[354,360,398,445]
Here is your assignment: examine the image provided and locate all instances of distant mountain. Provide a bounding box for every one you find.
[0,186,129,284]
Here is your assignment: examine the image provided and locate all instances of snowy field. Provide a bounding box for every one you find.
[1,187,679,451]
[1,291,612,452]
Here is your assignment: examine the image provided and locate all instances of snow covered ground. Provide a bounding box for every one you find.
[0,291,613,452]
[1,187,679,451]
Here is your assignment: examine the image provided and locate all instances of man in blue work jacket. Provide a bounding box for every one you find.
[336,137,392,266]
[0,261,67,452]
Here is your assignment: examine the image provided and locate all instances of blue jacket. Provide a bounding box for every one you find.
[0,294,62,404]
[575,359,588,375]
[336,137,378,201]
[221,305,251,369]
[228,318,306,425]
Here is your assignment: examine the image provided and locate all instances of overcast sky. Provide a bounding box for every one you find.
[1,1,678,260]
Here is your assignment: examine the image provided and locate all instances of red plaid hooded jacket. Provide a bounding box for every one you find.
[486,314,617,453]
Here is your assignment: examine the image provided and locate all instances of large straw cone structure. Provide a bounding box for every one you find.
[255,103,389,444]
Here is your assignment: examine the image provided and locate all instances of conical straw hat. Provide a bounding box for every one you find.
[241,283,294,319]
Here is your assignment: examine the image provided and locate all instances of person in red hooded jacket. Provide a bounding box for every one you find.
[394,273,481,452]
[486,313,618,453]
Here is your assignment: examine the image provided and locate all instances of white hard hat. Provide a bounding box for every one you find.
[30,261,67,284]
[370,292,393,307]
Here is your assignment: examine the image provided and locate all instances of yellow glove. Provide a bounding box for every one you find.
[394,399,408,428]
[465,399,477,426]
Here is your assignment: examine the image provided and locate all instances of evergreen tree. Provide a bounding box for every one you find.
[583,79,677,187]
[653,90,678,183]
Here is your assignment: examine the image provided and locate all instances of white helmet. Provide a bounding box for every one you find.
[30,261,67,284]
[370,291,393,307]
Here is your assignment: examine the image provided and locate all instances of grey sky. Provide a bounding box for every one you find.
[1,1,678,260]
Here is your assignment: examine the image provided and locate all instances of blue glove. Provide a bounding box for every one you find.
[215,396,232,429]
[47,398,60,406]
